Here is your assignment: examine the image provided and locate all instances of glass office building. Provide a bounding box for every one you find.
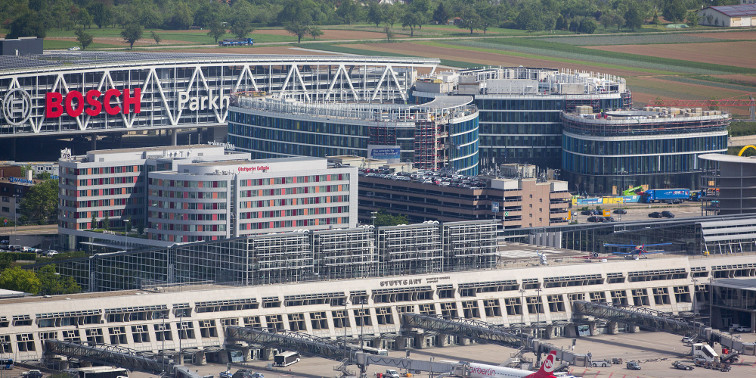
[562,109,730,194]
[228,95,480,176]
[412,67,632,170]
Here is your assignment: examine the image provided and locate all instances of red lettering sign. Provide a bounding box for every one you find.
[45,88,141,118]
[238,166,270,172]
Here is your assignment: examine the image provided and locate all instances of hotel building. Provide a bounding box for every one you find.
[58,146,357,248]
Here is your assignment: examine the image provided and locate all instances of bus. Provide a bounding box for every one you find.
[1,358,13,370]
[273,351,300,367]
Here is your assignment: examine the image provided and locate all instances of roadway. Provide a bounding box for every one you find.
[570,202,704,224]
[0,224,57,236]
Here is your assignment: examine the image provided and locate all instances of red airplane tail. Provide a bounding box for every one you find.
[525,350,558,378]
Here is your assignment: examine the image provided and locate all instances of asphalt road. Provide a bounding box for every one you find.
[0,224,57,236]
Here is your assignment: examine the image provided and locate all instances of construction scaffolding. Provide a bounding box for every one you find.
[442,221,498,272]
[377,223,443,276]
[45,221,496,292]
[313,227,378,280]
[413,121,444,171]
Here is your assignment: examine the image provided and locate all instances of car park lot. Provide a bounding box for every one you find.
[123,331,756,378]
[573,203,703,224]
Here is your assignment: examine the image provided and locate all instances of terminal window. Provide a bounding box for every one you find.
[547,295,566,312]
[331,310,350,328]
[376,307,394,325]
[266,315,284,331]
[62,330,80,343]
[131,325,150,343]
[154,324,172,341]
[504,297,522,316]
[177,322,195,339]
[462,301,480,318]
[484,299,502,317]
[288,313,307,332]
[199,320,218,338]
[0,335,12,353]
[310,312,328,330]
[108,327,127,345]
[244,316,261,329]
[86,329,104,344]
[16,333,36,352]
[440,302,458,318]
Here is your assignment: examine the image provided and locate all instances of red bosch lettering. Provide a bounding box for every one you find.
[45,88,141,118]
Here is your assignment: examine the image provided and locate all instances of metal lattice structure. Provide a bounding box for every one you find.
[572,300,701,335]
[225,326,350,361]
[43,340,173,374]
[0,53,438,137]
[400,313,530,348]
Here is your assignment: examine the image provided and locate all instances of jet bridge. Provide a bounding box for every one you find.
[42,340,200,378]
[399,313,589,366]
[571,301,756,355]
[224,326,459,376]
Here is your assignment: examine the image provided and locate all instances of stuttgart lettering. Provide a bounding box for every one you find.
[46,88,141,118]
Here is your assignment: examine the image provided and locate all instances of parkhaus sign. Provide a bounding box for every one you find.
[44,87,230,119]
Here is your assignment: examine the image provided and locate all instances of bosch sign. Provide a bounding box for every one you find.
[45,88,142,118]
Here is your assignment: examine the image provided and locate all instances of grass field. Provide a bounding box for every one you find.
[3,24,755,117]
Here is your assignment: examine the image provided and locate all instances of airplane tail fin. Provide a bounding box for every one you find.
[525,351,557,378]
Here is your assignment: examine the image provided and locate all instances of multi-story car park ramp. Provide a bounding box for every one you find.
[224,326,460,376]
[42,339,201,378]
[572,301,756,355]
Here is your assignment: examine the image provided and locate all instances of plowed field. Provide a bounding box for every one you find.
[586,41,756,69]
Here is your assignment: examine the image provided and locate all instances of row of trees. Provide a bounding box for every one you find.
[2,0,741,41]
[0,261,81,295]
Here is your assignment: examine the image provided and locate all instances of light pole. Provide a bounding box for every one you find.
[343,298,350,359]
[536,287,542,327]
[519,288,526,333]
[360,299,366,352]
[13,194,18,245]
[692,278,698,319]
[123,219,130,252]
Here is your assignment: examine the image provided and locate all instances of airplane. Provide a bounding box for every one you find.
[603,243,672,259]
[468,350,568,378]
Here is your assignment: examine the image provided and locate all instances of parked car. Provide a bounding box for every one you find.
[661,211,675,218]
[626,361,641,370]
[581,210,594,215]
[733,325,752,332]
[648,212,662,218]
[672,361,694,370]
[613,209,627,214]
[587,216,601,222]
[45,250,59,257]
[604,216,616,222]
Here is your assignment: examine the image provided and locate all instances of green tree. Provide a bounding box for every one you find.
[624,3,643,31]
[0,266,40,294]
[686,10,700,27]
[286,21,311,44]
[167,1,194,29]
[456,4,481,34]
[103,214,110,230]
[402,9,421,37]
[90,213,97,229]
[367,2,384,28]
[88,3,113,29]
[663,1,687,23]
[207,19,226,43]
[121,23,143,49]
[579,18,597,34]
[75,27,93,50]
[6,11,47,39]
[308,26,323,40]
[151,31,162,45]
[38,264,81,295]
[382,3,400,28]
[229,1,255,40]
[337,0,361,25]
[515,5,543,32]
[373,211,408,227]
[19,179,57,225]
[77,8,93,29]
[432,1,448,25]
[384,25,394,41]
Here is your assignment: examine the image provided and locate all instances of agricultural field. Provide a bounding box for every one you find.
[320,29,756,117]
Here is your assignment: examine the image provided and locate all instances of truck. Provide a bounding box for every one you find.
[640,189,691,203]
[219,38,254,47]
[691,343,732,372]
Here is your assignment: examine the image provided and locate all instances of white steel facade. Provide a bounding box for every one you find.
[0,53,438,137]
[1,253,752,362]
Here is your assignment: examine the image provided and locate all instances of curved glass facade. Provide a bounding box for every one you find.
[561,112,729,194]
[228,98,480,176]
